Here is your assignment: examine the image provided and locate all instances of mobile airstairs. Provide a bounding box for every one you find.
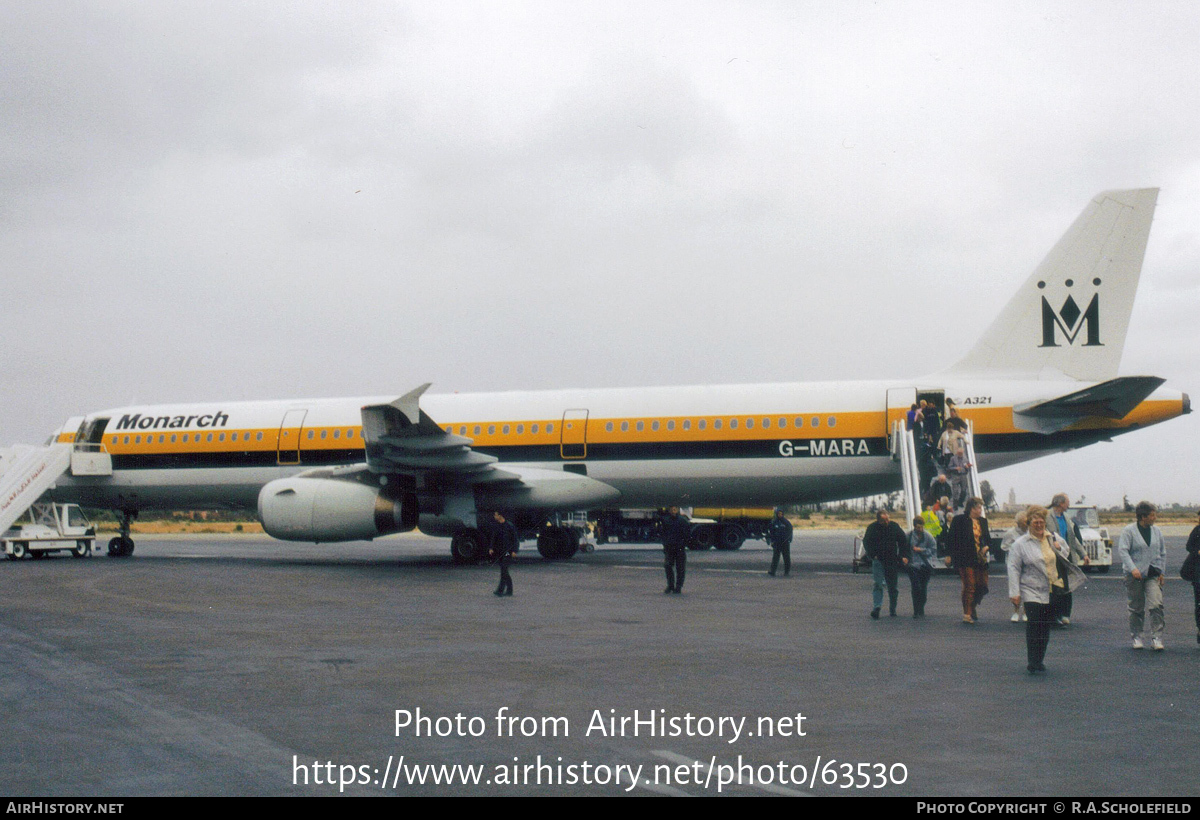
[889,420,983,521]
[1,440,112,540]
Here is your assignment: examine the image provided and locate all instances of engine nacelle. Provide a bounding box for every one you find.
[258,477,417,543]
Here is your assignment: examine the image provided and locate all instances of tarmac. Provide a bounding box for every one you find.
[1,531,1196,797]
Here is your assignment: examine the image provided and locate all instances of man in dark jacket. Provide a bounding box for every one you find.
[490,511,519,597]
[863,510,909,618]
[767,508,794,577]
[946,497,991,622]
[661,506,691,594]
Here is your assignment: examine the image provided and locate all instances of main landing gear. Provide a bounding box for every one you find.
[107,510,136,558]
[450,529,486,564]
[536,526,579,560]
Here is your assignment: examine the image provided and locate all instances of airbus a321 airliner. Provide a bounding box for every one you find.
[35,189,1190,561]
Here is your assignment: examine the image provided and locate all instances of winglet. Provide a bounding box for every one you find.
[391,383,432,425]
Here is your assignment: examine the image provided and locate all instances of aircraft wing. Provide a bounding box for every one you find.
[360,383,501,477]
[1012,376,1166,434]
[357,384,620,509]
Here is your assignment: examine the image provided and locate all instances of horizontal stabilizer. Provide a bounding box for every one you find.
[1013,376,1165,433]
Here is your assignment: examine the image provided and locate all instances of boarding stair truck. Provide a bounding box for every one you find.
[3,502,96,560]
[1,431,114,560]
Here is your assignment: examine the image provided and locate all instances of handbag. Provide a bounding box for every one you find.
[1181,553,1197,583]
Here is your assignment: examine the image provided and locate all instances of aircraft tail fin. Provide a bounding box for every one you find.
[947,188,1158,382]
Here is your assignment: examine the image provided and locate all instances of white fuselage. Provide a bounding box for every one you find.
[50,377,1187,514]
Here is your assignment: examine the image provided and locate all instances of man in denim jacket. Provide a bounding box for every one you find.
[1117,501,1167,650]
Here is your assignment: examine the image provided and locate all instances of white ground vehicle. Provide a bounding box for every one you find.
[2,502,96,560]
[1066,505,1113,573]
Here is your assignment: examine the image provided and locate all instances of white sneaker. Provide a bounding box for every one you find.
[1060,617,1070,626]
[1132,636,1144,650]
[1010,612,1020,623]
[1151,637,1164,651]
[1021,613,1028,622]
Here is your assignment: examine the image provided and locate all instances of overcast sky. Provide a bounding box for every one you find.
[2,1,1197,508]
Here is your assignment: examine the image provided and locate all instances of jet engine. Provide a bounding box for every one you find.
[257,477,417,542]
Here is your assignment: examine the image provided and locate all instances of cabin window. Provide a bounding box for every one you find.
[683,420,691,430]
[159,435,165,443]
[651,420,659,431]
[334,430,340,439]
[219,433,225,442]
[546,423,553,433]
[667,420,675,431]
[531,424,539,434]
[636,421,644,432]
[827,417,837,427]
[731,419,740,429]
[320,430,327,439]
[811,417,820,427]
[170,434,177,443]
[698,420,707,431]
[488,425,495,435]
[745,419,753,429]
[307,430,314,439]
[459,426,466,435]
[474,426,481,435]
[606,422,614,432]
[779,417,787,428]
[256,432,263,441]
[517,424,524,434]
[502,425,510,435]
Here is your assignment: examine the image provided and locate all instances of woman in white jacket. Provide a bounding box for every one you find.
[1007,506,1087,674]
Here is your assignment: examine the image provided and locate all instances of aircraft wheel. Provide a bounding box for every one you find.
[536,529,559,560]
[11,542,29,560]
[108,536,134,558]
[716,524,746,551]
[450,530,485,564]
[690,524,716,550]
[558,528,579,559]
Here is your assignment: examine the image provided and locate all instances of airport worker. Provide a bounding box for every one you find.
[907,516,937,618]
[1117,501,1167,650]
[1001,511,1030,622]
[766,507,793,577]
[661,506,691,594]
[1047,493,1089,626]
[946,496,991,624]
[490,511,518,597]
[1184,512,1200,645]
[1006,505,1087,674]
[862,509,909,618]
[920,506,943,540]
